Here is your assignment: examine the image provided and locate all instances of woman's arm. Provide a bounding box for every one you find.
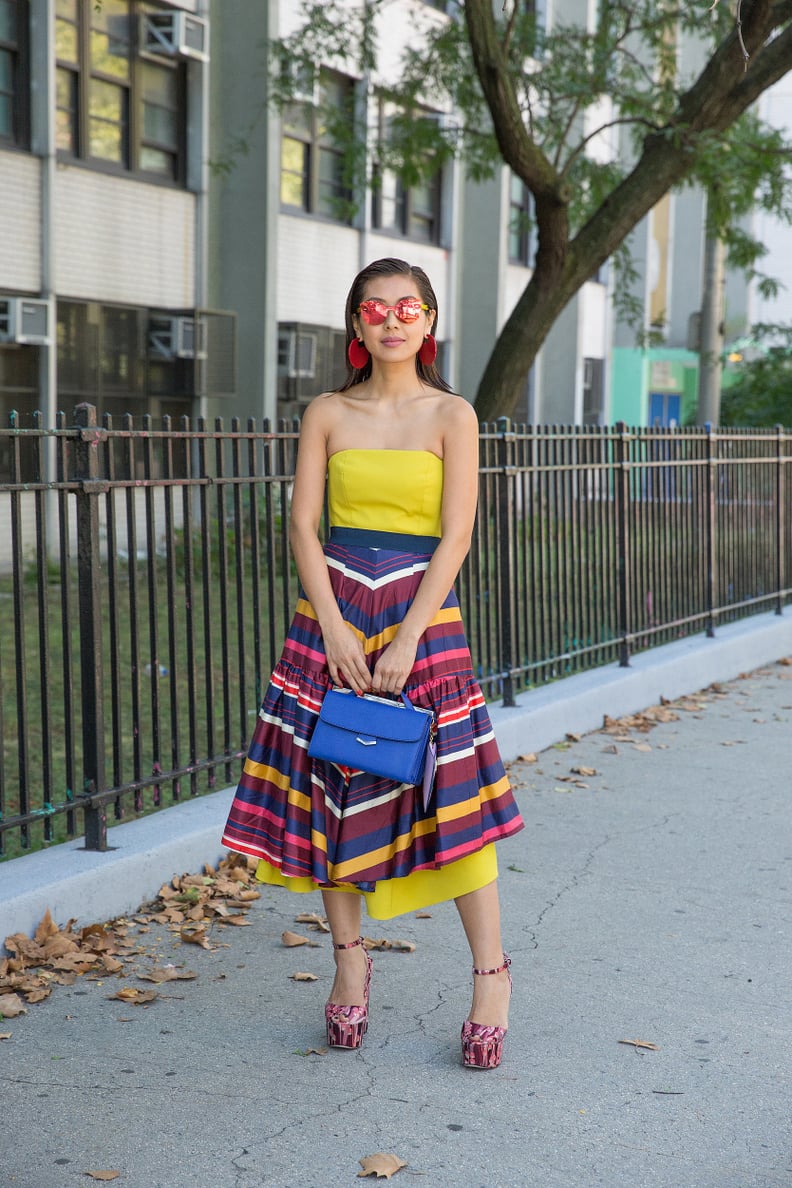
[370,397,480,695]
[289,398,372,694]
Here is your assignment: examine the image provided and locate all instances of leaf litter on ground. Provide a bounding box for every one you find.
[1,852,261,1015]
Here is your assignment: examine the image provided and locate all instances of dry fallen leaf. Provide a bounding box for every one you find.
[619,1038,660,1050]
[518,752,538,763]
[289,971,318,982]
[109,987,158,1005]
[24,987,52,1004]
[358,1153,408,1179]
[361,937,415,953]
[34,908,61,944]
[84,1173,120,1182]
[179,925,211,949]
[282,930,310,947]
[0,994,27,1018]
[295,912,330,933]
[571,766,598,777]
[138,966,197,984]
[415,912,432,919]
[0,1031,12,1040]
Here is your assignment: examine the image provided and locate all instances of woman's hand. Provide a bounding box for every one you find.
[370,635,419,696]
[322,621,371,695]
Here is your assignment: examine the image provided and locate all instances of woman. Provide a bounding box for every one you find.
[222,258,524,1067]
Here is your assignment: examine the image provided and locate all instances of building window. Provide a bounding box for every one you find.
[508,174,533,266]
[0,0,29,146]
[372,99,442,244]
[55,0,186,182]
[280,69,355,221]
[582,357,604,425]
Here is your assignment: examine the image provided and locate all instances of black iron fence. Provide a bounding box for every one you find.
[1,409,789,860]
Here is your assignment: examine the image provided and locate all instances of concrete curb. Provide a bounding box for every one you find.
[492,608,792,758]
[2,610,790,947]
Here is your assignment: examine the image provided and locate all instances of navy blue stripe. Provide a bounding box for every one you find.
[329,527,440,554]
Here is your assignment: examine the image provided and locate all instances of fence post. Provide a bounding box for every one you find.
[614,422,631,666]
[705,423,716,637]
[497,417,516,706]
[73,403,108,850]
[776,423,786,616]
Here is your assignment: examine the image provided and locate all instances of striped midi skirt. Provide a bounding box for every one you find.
[221,538,524,895]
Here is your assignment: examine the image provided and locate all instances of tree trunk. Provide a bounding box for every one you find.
[696,220,726,426]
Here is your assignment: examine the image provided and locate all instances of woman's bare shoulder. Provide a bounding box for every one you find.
[301,390,348,428]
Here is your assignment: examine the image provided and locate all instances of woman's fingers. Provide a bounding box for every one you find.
[325,625,370,693]
[370,643,416,695]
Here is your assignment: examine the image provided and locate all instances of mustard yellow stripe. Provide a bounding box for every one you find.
[297,596,370,645]
[431,605,462,626]
[480,775,511,802]
[363,605,461,654]
[242,760,313,813]
[434,777,511,825]
[365,622,398,654]
[328,816,436,881]
[243,759,290,790]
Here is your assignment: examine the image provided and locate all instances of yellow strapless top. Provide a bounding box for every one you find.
[327,449,443,537]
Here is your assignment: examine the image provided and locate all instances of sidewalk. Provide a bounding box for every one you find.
[2,657,790,1187]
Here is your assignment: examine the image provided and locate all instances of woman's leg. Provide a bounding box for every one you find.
[321,888,370,1006]
[454,879,511,1028]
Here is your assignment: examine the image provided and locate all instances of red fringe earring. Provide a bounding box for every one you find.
[418,334,437,366]
[348,338,369,369]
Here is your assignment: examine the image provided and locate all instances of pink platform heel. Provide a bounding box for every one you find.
[325,936,373,1050]
[461,954,512,1069]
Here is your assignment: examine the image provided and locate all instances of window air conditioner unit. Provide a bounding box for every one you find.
[148,316,206,360]
[0,297,51,345]
[278,329,317,378]
[141,12,209,62]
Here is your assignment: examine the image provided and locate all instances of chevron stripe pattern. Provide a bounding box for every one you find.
[221,539,524,891]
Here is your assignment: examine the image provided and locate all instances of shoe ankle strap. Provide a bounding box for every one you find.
[472,953,511,977]
[333,936,365,951]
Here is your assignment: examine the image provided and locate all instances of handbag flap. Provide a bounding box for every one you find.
[320,690,430,744]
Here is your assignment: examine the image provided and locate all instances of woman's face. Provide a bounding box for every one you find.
[353,273,435,365]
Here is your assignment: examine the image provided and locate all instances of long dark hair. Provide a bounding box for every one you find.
[338,257,453,393]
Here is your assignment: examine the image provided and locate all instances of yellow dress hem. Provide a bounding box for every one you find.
[255,844,499,921]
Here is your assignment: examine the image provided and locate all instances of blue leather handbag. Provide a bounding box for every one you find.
[308,688,434,789]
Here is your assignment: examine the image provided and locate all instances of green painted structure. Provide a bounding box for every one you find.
[610,347,700,426]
